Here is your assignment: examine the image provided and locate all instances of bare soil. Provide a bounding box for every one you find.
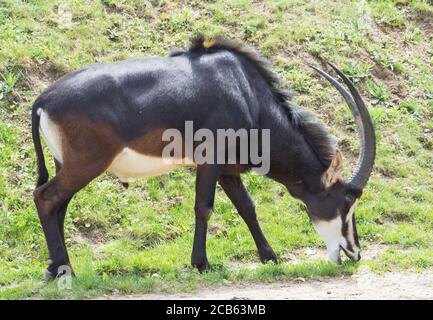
[98,269,433,300]
[96,246,433,300]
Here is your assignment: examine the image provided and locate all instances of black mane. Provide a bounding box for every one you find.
[180,34,335,168]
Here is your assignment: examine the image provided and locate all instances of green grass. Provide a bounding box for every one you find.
[1,0,433,299]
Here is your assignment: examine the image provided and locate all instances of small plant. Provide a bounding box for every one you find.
[410,0,433,16]
[403,27,423,44]
[240,14,267,38]
[100,0,114,6]
[366,79,390,105]
[0,69,20,105]
[343,62,373,82]
[370,1,407,27]
[159,10,195,33]
[281,68,312,94]
[374,53,405,74]
[400,98,423,120]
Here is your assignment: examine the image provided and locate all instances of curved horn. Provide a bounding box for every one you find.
[309,63,376,190]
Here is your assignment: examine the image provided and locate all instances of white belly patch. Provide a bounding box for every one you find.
[38,109,193,183]
[107,148,192,183]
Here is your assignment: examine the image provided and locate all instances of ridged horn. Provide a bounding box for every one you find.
[309,62,376,190]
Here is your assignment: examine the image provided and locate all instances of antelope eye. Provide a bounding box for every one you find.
[345,194,356,203]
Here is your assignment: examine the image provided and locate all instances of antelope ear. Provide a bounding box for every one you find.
[322,150,343,188]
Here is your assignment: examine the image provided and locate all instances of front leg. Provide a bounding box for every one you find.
[191,164,221,272]
[218,175,277,263]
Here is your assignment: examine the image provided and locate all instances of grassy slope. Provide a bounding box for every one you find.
[0,0,432,299]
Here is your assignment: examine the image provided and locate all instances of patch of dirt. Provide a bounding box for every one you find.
[368,64,408,101]
[382,211,412,222]
[208,224,228,237]
[22,62,64,94]
[372,65,394,80]
[279,244,393,265]
[93,244,433,300]
[72,228,107,255]
[99,269,433,300]
[412,11,433,37]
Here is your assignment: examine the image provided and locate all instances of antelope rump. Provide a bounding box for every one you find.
[32,35,375,279]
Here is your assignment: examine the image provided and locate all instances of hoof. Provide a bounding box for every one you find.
[44,264,74,282]
[260,256,278,264]
[259,247,278,264]
[193,261,212,273]
[44,269,55,282]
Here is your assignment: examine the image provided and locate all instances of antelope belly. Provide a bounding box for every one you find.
[107,148,185,182]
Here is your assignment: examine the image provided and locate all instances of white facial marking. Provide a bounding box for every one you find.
[312,217,344,263]
[313,201,360,263]
[345,202,360,258]
[39,109,63,163]
[108,147,194,183]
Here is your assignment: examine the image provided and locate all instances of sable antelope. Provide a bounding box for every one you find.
[32,35,375,279]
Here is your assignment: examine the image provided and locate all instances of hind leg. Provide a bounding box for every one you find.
[34,177,72,280]
[56,197,72,263]
[34,159,108,280]
[54,159,71,263]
